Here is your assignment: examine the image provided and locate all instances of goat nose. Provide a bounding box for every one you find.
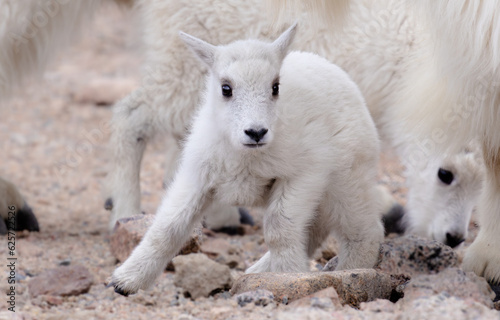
[445,232,465,248]
[244,128,268,143]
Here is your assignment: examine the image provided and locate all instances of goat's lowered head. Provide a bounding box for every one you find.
[179,23,297,151]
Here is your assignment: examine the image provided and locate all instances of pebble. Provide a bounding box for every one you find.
[172,253,233,300]
[28,265,94,297]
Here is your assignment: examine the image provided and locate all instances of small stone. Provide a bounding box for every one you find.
[28,265,94,297]
[402,268,495,308]
[110,214,202,263]
[200,237,244,269]
[235,289,275,307]
[58,258,71,266]
[172,253,233,300]
[231,269,407,308]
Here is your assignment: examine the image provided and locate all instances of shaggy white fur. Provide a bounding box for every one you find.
[110,24,385,295]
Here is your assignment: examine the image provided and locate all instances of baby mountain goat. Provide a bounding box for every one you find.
[110,24,385,295]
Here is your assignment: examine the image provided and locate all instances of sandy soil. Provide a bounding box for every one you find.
[0,4,481,319]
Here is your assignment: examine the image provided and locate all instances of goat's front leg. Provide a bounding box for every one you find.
[110,164,209,296]
[246,175,325,273]
[463,149,500,284]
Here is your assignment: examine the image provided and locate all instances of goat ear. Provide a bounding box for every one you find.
[179,31,216,67]
[272,22,298,60]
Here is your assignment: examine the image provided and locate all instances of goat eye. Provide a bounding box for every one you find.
[221,84,232,97]
[272,83,279,96]
[438,168,454,185]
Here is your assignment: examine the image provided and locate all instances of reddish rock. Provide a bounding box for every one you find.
[110,214,202,263]
[28,265,93,297]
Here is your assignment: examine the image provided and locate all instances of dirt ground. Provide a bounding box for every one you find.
[0,4,481,319]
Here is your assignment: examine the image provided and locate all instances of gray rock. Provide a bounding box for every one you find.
[230,269,408,308]
[28,265,93,297]
[172,253,233,300]
[110,215,202,263]
[400,293,499,320]
[235,289,275,307]
[377,235,458,276]
[323,235,458,277]
[403,268,495,308]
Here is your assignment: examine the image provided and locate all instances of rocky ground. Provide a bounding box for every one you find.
[0,4,499,320]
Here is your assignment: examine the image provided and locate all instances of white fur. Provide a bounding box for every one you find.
[272,0,500,283]
[0,1,485,269]
[106,0,483,249]
[110,26,385,294]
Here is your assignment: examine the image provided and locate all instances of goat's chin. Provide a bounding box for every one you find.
[243,143,268,149]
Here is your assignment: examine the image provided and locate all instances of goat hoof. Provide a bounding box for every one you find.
[107,281,130,297]
[13,204,40,232]
[104,198,113,210]
[114,286,129,297]
[238,207,254,226]
[382,203,406,236]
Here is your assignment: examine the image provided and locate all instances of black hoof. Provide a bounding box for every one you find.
[12,204,40,232]
[114,286,130,297]
[106,282,130,297]
[489,282,500,302]
[104,198,113,211]
[382,203,406,236]
[238,207,254,226]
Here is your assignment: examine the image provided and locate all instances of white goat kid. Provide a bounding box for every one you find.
[110,24,385,295]
[104,0,483,250]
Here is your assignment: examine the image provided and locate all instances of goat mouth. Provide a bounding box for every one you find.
[244,143,266,148]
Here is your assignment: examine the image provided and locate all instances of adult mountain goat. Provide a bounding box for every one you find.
[270,0,500,283]
[110,24,385,295]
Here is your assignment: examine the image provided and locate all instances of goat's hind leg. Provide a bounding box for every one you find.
[246,175,325,274]
[105,91,155,230]
[329,183,384,270]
